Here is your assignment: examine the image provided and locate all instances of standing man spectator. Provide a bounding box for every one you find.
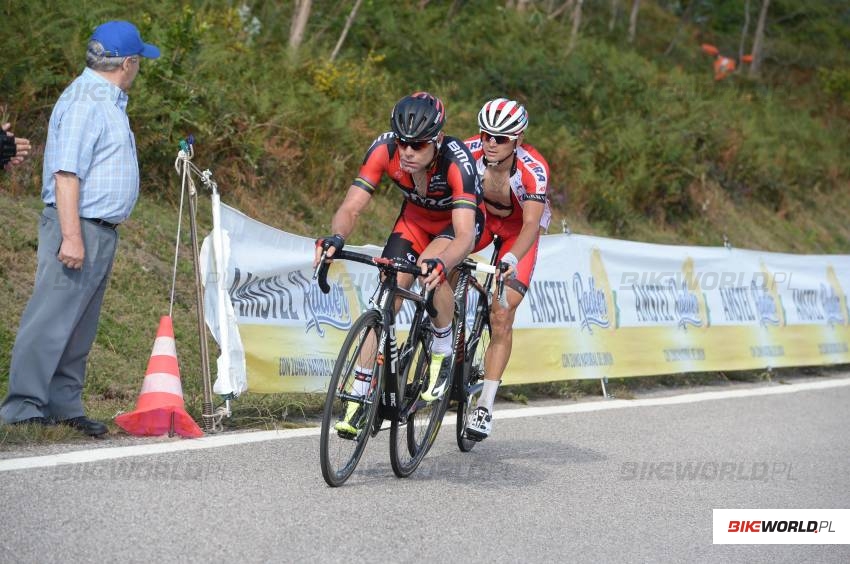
[1,122,32,170]
[0,21,160,436]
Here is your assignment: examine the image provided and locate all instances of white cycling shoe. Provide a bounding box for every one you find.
[465,406,492,440]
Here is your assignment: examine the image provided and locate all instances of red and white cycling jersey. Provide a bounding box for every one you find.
[463,137,552,231]
[464,137,552,294]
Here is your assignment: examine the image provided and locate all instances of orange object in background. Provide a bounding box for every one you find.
[700,43,752,81]
[115,316,204,438]
[714,56,736,80]
[700,43,720,57]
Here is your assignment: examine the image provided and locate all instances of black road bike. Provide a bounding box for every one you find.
[448,238,506,452]
[315,248,452,486]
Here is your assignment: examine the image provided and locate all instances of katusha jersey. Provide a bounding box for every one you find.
[353,132,483,219]
[464,136,552,231]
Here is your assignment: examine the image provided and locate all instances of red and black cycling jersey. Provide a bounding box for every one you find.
[352,132,483,216]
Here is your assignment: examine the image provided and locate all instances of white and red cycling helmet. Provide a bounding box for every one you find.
[477,98,528,136]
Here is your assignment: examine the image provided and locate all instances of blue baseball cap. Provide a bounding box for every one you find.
[91,20,160,59]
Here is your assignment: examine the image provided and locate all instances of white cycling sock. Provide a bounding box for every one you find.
[431,324,452,355]
[352,367,373,397]
[477,379,500,412]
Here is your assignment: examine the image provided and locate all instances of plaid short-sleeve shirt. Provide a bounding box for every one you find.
[42,68,140,224]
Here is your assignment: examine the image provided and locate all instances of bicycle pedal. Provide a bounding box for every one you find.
[370,417,385,436]
[409,399,430,414]
[464,429,486,442]
[336,429,358,440]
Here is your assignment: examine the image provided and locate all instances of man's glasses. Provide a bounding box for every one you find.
[481,132,518,145]
[396,138,433,151]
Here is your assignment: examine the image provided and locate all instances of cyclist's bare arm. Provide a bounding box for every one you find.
[313,185,372,267]
[331,185,373,241]
[421,206,476,290]
[504,200,545,276]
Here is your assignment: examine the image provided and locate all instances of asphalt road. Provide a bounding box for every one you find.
[1,381,848,563]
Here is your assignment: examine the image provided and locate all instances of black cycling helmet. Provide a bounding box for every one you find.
[390,92,445,143]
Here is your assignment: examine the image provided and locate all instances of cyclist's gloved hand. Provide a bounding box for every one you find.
[420,257,446,290]
[317,234,345,252]
[314,234,345,267]
[499,252,518,280]
[0,134,16,167]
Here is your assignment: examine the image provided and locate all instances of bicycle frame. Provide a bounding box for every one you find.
[450,239,504,403]
[317,242,505,484]
[315,250,435,427]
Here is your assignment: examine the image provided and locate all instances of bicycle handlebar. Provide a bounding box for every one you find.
[313,248,438,316]
[314,249,423,291]
[458,258,510,308]
[459,259,497,275]
[314,247,513,314]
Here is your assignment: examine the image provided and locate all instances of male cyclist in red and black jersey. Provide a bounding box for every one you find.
[463,98,551,440]
[314,92,485,435]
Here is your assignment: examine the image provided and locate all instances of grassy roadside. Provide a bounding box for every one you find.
[2,2,849,447]
[501,364,850,403]
[2,180,850,449]
[1,358,845,448]
[2,177,850,449]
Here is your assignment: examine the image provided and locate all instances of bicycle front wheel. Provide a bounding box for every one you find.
[457,316,490,452]
[320,310,383,487]
[389,331,452,478]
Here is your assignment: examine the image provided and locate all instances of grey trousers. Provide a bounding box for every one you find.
[0,206,117,423]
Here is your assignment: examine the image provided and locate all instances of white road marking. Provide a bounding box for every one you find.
[2,377,848,473]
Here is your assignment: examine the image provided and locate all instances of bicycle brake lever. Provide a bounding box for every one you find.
[312,250,326,280]
[498,280,508,309]
[497,264,509,309]
[313,250,331,294]
[424,288,438,318]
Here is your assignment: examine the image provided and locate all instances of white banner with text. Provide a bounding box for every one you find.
[201,204,850,394]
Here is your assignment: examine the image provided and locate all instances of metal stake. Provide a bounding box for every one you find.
[187,188,214,431]
[600,377,612,399]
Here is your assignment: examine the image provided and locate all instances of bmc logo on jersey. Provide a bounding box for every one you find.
[447,140,475,176]
[409,192,453,208]
[369,131,395,151]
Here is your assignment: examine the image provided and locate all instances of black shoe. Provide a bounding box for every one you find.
[10,416,53,427]
[57,416,108,437]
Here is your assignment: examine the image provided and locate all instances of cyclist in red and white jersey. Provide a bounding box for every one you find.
[463,98,551,440]
[315,92,485,435]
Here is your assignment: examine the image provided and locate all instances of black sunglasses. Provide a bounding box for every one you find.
[396,138,434,151]
[481,132,518,145]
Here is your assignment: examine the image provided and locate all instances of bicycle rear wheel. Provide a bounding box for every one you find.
[389,329,452,477]
[320,310,383,487]
[457,317,490,452]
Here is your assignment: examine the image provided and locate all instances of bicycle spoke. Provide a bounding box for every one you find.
[458,316,490,452]
[320,311,383,487]
[390,329,450,477]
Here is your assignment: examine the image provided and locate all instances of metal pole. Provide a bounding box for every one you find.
[187,189,214,431]
[600,377,611,399]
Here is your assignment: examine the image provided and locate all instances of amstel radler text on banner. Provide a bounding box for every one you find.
[200,204,850,394]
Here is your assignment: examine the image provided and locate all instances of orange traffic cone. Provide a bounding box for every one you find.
[115,316,203,438]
